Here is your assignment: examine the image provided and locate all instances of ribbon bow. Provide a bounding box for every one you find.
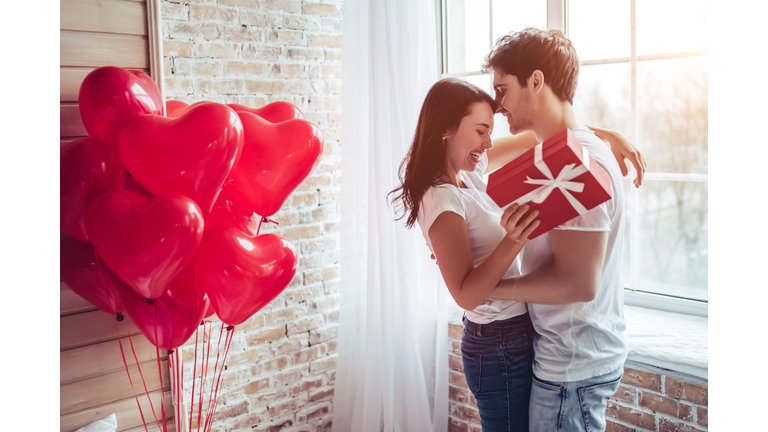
[511,143,590,215]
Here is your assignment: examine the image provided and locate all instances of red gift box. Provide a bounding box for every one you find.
[487,129,612,239]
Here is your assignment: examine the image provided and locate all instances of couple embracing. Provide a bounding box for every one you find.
[390,28,646,432]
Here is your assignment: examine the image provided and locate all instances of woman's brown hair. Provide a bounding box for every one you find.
[389,78,497,228]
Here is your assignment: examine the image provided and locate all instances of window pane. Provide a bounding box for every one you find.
[568,0,630,61]
[621,179,633,290]
[491,0,547,43]
[572,63,631,135]
[446,0,490,73]
[464,74,492,96]
[490,112,512,140]
[636,180,708,301]
[637,0,707,56]
[638,56,708,174]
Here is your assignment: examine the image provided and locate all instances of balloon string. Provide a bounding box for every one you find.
[210,328,235,432]
[205,326,235,432]
[255,216,280,236]
[168,351,177,432]
[196,321,208,432]
[156,345,168,432]
[173,349,182,432]
[189,326,199,432]
[146,304,166,431]
[112,316,149,432]
[202,323,226,432]
[199,320,213,432]
[179,349,185,431]
[127,334,162,430]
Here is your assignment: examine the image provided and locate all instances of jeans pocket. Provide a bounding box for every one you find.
[460,350,482,394]
[531,374,563,392]
[530,375,565,430]
[577,373,623,432]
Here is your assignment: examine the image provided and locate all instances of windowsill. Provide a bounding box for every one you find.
[446,302,708,380]
[623,304,708,379]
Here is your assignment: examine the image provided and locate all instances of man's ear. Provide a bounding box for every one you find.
[529,70,545,94]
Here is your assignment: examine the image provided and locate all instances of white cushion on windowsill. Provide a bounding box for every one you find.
[624,304,708,379]
[446,302,708,379]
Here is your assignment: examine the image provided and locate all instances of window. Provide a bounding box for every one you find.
[440,0,708,317]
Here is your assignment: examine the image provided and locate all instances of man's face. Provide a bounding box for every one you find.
[493,70,535,135]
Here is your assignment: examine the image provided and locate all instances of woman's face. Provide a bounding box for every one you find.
[443,101,494,177]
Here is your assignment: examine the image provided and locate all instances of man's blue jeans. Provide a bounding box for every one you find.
[461,313,534,432]
[528,367,623,432]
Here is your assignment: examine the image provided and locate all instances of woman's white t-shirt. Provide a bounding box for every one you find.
[417,152,527,324]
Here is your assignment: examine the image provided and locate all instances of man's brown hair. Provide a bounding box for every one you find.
[483,27,580,104]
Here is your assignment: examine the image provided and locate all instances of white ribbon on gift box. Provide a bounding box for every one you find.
[510,143,591,214]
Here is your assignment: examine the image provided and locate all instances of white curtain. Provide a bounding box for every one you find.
[333,0,448,431]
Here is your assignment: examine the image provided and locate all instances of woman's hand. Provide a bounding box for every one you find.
[587,125,647,187]
[500,203,540,245]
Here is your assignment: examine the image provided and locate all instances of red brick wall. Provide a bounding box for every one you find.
[447,322,709,432]
[161,1,342,431]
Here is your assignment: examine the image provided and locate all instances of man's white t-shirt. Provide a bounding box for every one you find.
[417,152,527,324]
[523,128,628,382]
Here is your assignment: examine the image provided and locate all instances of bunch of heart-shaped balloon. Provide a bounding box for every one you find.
[60,66,324,350]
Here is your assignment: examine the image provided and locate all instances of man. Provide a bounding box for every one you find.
[484,27,628,432]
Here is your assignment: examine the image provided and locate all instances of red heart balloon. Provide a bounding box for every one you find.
[123,171,155,200]
[206,183,260,235]
[228,101,304,123]
[165,100,190,118]
[169,101,304,123]
[118,102,244,214]
[85,192,205,299]
[61,138,125,242]
[229,112,324,217]
[60,237,127,316]
[121,264,210,350]
[79,66,163,146]
[194,225,298,326]
[164,100,215,119]
[204,302,215,320]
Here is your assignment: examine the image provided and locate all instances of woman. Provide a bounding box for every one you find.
[389,78,644,431]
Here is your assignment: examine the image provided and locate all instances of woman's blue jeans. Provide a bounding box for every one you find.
[461,312,534,432]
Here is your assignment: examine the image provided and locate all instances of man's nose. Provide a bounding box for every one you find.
[496,105,509,115]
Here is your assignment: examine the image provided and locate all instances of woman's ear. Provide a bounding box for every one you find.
[442,130,456,142]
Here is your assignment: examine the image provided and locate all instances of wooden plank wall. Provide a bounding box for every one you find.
[60,283,175,432]
[60,0,172,430]
[59,0,150,143]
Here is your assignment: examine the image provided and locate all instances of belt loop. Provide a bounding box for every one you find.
[476,322,483,337]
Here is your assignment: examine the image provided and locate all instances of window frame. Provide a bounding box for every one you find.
[437,0,708,317]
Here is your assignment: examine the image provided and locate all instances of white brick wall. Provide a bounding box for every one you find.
[162,1,342,430]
